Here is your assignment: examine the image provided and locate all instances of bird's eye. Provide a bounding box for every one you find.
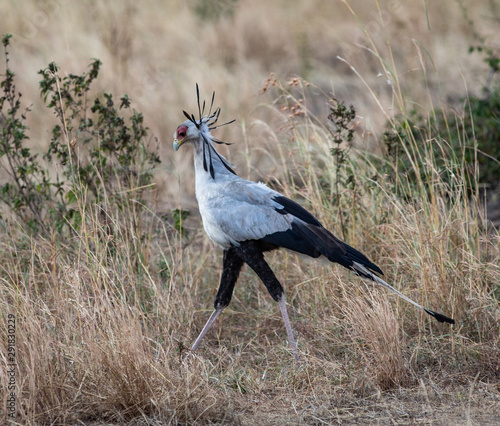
[177,125,188,139]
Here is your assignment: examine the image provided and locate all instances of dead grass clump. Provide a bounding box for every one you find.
[0,202,238,424]
[340,289,412,391]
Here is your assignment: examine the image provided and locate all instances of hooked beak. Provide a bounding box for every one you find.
[173,138,184,151]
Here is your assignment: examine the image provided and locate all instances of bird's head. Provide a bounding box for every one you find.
[173,84,236,179]
[173,119,208,151]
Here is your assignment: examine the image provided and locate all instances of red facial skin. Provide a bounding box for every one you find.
[176,125,188,139]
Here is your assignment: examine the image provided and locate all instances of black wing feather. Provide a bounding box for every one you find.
[268,195,383,277]
[273,196,322,226]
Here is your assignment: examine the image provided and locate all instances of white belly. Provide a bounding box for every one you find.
[196,179,238,249]
[201,211,236,248]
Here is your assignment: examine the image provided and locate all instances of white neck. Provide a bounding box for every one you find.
[193,140,235,182]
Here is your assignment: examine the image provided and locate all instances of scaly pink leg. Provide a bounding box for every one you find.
[190,307,224,352]
[278,295,300,363]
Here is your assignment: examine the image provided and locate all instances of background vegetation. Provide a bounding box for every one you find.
[1,0,499,424]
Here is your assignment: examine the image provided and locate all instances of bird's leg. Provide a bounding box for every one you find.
[235,241,301,363]
[214,248,245,308]
[278,293,300,363]
[189,248,244,354]
[190,307,224,352]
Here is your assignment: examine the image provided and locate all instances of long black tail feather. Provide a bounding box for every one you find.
[424,308,455,324]
[368,272,455,325]
[267,216,455,326]
[299,223,455,325]
[343,242,383,276]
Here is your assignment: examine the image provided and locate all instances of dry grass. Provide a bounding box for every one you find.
[1,0,500,424]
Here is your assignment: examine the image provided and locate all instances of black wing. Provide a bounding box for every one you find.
[262,195,383,277]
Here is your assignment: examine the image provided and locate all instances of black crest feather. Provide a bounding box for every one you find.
[187,84,237,179]
[183,110,197,127]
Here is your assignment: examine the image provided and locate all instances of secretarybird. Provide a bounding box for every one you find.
[173,86,454,363]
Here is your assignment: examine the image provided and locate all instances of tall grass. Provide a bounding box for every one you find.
[1,0,500,424]
[2,78,499,423]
